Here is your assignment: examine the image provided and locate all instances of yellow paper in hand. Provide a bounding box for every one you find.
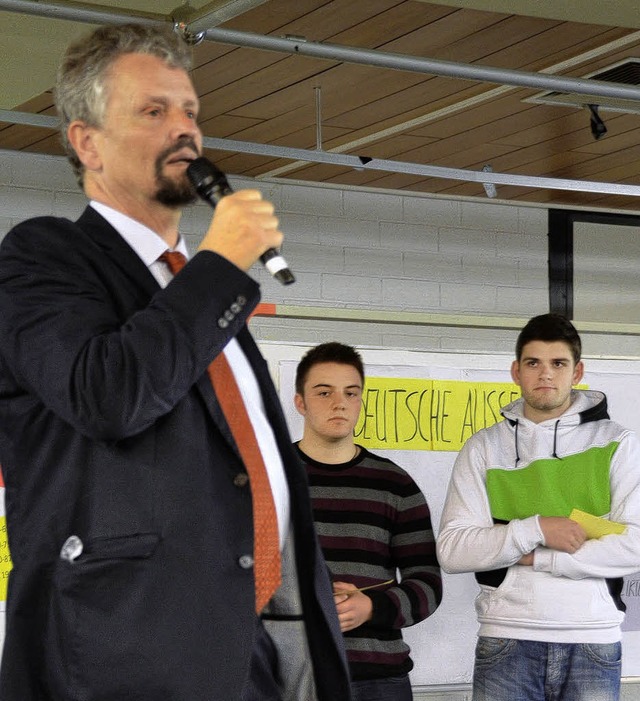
[569,508,626,539]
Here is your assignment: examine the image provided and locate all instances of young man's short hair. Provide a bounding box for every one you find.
[295,342,365,395]
[515,313,582,364]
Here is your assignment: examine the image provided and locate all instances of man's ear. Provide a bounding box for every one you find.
[510,359,521,386]
[294,393,306,417]
[67,120,102,173]
[573,360,585,385]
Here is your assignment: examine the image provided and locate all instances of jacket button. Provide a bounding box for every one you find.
[233,472,249,487]
[236,295,246,306]
[224,309,234,321]
[217,317,229,329]
[238,554,254,569]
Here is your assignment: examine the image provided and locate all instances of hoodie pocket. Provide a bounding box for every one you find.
[476,565,623,630]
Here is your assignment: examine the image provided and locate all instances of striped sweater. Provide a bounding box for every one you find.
[295,444,442,681]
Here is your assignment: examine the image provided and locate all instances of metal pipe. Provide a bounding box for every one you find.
[3,0,640,103]
[200,136,640,197]
[202,27,640,104]
[0,0,162,25]
[4,122,640,197]
[0,109,58,128]
[314,86,322,151]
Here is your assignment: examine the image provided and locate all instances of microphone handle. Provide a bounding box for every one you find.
[189,161,295,285]
[260,248,296,285]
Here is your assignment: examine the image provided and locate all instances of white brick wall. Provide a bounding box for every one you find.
[1,148,638,358]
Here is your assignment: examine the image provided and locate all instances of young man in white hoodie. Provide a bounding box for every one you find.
[437,313,640,701]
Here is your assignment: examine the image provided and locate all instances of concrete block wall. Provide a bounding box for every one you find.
[2,149,639,359]
[184,164,552,355]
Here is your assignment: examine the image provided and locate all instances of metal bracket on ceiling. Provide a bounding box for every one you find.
[170,2,205,46]
[481,165,498,199]
[173,21,206,46]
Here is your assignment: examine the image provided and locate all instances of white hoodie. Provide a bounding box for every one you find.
[437,390,640,643]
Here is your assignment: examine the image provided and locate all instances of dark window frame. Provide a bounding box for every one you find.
[548,209,640,318]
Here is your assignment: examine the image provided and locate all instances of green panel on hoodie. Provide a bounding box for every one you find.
[486,442,619,521]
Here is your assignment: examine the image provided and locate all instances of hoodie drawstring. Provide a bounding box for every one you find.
[552,419,560,459]
[512,418,561,463]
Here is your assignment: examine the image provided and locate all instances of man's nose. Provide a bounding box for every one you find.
[169,110,200,142]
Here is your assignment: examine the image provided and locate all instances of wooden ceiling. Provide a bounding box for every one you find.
[3,0,640,211]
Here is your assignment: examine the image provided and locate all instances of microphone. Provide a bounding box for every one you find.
[187,157,295,285]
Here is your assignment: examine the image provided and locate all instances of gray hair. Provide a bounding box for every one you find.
[55,23,193,185]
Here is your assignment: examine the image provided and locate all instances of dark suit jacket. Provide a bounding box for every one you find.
[0,206,351,701]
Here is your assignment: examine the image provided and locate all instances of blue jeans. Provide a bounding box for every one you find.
[351,674,413,701]
[472,637,621,701]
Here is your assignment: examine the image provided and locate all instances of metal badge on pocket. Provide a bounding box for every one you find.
[59,535,83,562]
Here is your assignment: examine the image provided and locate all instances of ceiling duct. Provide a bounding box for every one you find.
[527,58,640,114]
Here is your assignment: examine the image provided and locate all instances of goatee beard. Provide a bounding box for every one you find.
[153,138,199,207]
[154,174,197,207]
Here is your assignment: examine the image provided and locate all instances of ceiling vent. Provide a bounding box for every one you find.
[526,58,640,114]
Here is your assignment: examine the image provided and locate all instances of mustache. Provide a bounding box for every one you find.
[156,138,200,166]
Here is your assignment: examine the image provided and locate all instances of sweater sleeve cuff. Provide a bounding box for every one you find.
[366,590,397,629]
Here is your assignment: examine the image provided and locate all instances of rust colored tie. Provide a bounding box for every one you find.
[160,251,281,613]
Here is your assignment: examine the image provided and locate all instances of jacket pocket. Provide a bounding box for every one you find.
[44,532,162,701]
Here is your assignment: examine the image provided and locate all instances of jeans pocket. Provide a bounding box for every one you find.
[583,642,622,667]
[475,636,517,666]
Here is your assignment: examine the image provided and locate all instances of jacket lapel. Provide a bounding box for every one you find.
[76,206,160,299]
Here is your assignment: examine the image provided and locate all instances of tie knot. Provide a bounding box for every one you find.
[159,250,187,275]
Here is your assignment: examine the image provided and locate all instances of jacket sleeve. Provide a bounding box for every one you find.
[436,435,544,574]
[367,481,442,629]
[534,431,640,579]
[0,217,260,442]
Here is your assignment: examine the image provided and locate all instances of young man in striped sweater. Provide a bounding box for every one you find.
[294,342,442,701]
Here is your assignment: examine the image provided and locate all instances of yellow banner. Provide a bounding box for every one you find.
[354,378,521,451]
[0,517,11,601]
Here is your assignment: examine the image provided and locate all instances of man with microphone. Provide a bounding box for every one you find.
[0,23,350,701]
